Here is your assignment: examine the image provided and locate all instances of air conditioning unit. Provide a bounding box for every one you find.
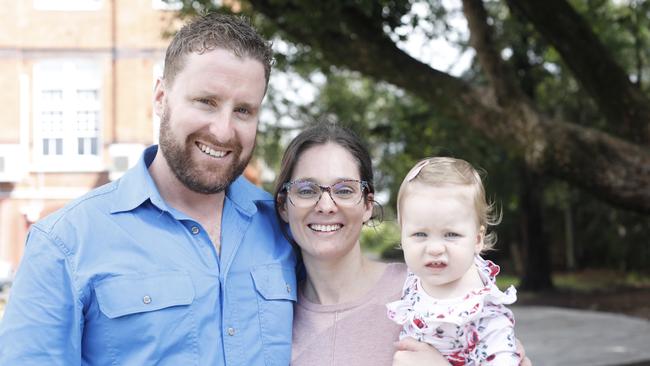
[108,143,146,181]
[0,144,26,182]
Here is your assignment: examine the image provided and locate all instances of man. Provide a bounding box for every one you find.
[0,13,296,365]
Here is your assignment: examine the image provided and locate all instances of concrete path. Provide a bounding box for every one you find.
[513,306,650,366]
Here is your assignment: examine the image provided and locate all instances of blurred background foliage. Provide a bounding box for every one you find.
[168,0,650,290]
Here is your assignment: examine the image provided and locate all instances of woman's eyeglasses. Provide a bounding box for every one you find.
[283,179,368,208]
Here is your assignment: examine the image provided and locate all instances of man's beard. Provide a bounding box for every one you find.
[158,107,253,194]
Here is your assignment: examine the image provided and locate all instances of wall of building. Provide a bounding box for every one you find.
[0,0,183,275]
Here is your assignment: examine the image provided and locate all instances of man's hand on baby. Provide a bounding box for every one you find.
[392,337,532,366]
[392,337,449,366]
[517,338,532,366]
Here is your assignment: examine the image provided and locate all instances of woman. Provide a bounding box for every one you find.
[273,123,529,365]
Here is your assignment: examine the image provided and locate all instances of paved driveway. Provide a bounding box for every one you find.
[513,306,650,366]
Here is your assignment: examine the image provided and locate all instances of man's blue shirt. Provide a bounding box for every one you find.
[0,145,297,365]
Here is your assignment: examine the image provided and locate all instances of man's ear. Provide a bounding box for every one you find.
[476,225,486,253]
[153,78,166,117]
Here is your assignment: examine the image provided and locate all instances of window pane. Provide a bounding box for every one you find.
[76,110,99,132]
[42,89,63,102]
[55,138,63,155]
[76,89,98,102]
[93,111,99,130]
[41,111,64,132]
[42,139,49,155]
[91,137,98,155]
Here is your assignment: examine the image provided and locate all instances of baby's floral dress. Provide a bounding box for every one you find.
[386,255,520,366]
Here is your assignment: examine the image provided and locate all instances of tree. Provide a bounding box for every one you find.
[232,0,649,215]
[170,0,650,290]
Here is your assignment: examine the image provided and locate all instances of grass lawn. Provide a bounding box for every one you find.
[499,269,650,320]
[497,269,650,292]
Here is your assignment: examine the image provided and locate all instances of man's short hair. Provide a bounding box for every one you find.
[163,12,273,88]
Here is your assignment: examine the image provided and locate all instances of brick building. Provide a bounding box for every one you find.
[0,0,191,278]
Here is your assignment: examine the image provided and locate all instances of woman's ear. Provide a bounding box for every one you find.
[476,225,486,253]
[278,196,289,223]
[363,193,374,223]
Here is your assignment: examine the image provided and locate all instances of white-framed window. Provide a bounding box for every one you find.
[32,59,103,172]
[33,0,102,11]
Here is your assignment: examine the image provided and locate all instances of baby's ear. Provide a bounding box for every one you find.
[475,225,486,253]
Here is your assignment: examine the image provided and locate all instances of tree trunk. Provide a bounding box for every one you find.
[519,167,554,291]
[564,204,576,271]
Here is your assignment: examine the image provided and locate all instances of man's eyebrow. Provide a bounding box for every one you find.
[194,90,222,99]
[237,101,260,111]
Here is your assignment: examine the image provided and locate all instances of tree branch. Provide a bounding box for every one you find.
[248,0,650,213]
[505,0,650,144]
[461,0,522,106]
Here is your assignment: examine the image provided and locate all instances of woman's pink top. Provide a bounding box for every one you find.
[291,263,407,366]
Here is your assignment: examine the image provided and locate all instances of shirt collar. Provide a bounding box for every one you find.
[110,145,272,216]
[110,145,165,214]
[225,175,272,217]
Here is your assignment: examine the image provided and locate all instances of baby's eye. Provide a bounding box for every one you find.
[412,232,428,238]
[444,232,462,239]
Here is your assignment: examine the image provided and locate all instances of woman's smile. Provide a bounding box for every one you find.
[308,223,343,233]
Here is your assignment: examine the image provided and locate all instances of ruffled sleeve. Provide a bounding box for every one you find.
[386,271,418,325]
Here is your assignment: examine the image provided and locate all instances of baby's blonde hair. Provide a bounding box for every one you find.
[397,157,502,251]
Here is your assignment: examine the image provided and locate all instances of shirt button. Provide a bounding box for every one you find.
[286,283,292,293]
[227,327,235,336]
[191,226,200,235]
[143,295,152,304]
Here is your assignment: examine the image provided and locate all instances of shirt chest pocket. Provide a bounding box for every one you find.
[92,272,199,365]
[250,265,297,365]
[251,265,297,302]
[95,272,194,318]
